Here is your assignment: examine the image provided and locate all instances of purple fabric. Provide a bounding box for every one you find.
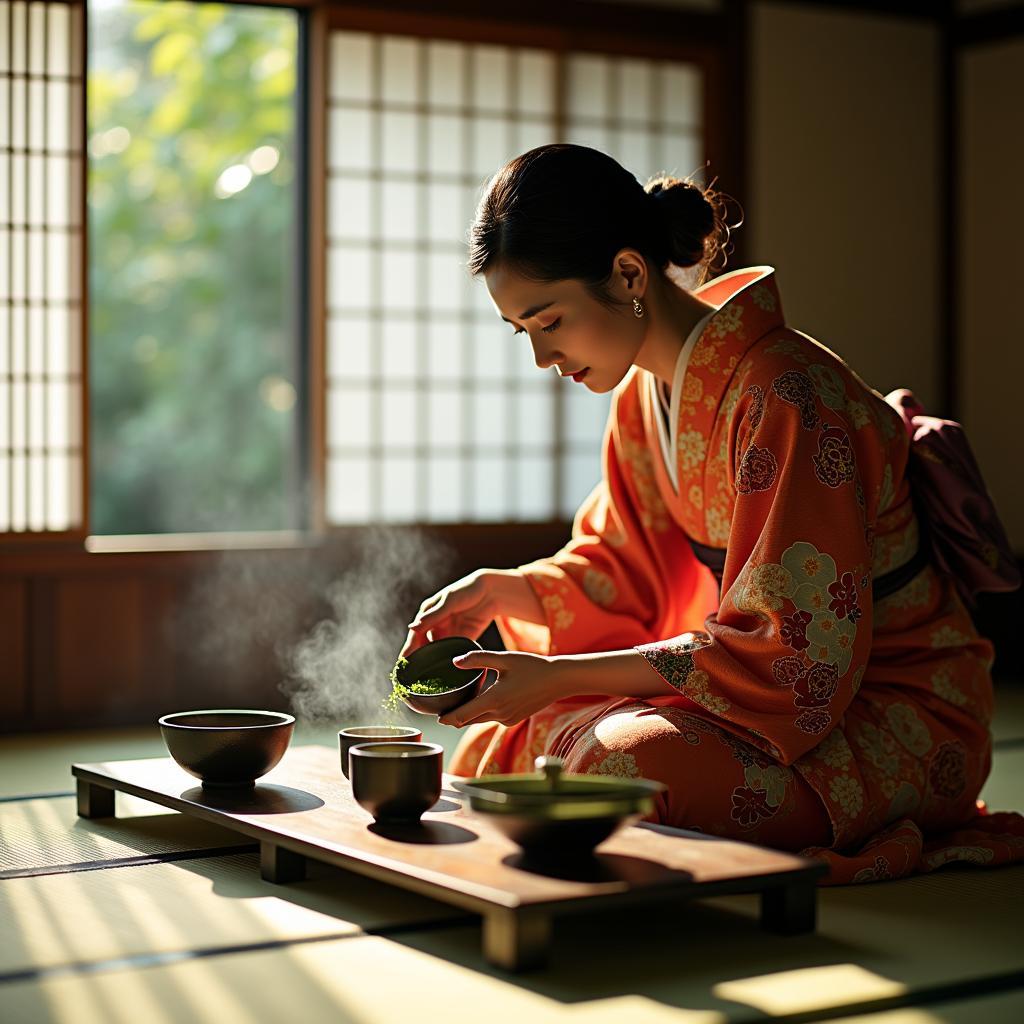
[883,388,1021,608]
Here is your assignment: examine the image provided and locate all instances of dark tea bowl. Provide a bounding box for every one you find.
[452,755,666,863]
[158,709,295,788]
[339,725,422,780]
[349,741,443,823]
[396,636,492,716]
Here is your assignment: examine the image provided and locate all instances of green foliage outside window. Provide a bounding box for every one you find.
[88,0,301,534]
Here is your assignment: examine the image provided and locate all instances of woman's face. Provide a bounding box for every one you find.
[483,262,644,394]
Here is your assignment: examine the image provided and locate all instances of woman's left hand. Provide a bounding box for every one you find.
[437,651,571,728]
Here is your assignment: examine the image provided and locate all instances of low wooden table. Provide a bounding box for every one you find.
[73,745,826,971]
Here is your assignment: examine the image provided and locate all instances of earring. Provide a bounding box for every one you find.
[633,296,645,318]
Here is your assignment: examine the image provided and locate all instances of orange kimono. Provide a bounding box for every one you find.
[448,265,1024,884]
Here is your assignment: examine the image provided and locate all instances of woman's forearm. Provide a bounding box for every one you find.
[490,574,683,700]
[555,649,680,700]
[493,568,547,625]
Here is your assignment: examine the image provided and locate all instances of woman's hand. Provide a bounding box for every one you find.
[436,650,570,728]
[400,569,544,658]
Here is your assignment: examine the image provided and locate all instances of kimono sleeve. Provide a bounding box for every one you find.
[494,388,717,657]
[634,371,876,765]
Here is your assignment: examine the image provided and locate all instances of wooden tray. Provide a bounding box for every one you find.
[72,745,826,971]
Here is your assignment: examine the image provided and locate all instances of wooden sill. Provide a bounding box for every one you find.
[84,531,320,554]
[0,522,574,574]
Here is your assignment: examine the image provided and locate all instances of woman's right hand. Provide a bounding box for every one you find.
[399,568,545,659]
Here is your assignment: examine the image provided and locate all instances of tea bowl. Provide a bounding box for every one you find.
[452,755,666,863]
[349,741,443,823]
[339,725,422,780]
[395,636,492,716]
[158,709,295,788]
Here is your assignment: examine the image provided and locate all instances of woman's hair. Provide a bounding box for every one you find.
[466,143,741,306]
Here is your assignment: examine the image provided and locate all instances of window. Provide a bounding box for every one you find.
[0,0,83,533]
[87,0,302,534]
[325,30,705,525]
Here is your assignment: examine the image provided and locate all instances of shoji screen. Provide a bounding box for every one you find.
[0,0,82,534]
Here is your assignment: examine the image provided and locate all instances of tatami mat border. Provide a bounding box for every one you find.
[993,737,1024,752]
[0,843,258,880]
[0,913,476,987]
[0,791,75,804]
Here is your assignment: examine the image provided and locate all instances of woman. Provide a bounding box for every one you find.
[401,144,1024,883]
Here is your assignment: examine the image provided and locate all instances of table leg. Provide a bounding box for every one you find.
[761,880,817,935]
[260,841,307,884]
[77,779,116,819]
[482,909,551,971]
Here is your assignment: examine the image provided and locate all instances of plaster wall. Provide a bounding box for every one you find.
[746,2,942,411]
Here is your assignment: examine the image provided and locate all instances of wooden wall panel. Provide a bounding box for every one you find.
[0,581,28,722]
[53,579,147,717]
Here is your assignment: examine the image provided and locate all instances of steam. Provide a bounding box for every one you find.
[170,526,455,725]
[280,526,455,723]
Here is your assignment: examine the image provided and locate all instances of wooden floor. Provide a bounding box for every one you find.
[2,690,1023,1024]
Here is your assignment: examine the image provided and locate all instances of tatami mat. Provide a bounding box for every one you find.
[829,987,1024,1023]
[979,748,1024,814]
[361,865,1024,1022]
[5,863,1024,1024]
[0,931,726,1024]
[0,795,249,877]
[0,729,166,799]
[2,860,1022,1023]
[0,852,464,978]
[991,684,1024,744]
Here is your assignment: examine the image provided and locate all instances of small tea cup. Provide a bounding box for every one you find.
[349,741,443,823]
[338,725,422,780]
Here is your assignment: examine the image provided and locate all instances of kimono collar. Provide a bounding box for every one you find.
[691,265,785,357]
[637,265,788,542]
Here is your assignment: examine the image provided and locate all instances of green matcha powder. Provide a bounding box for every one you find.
[381,656,456,716]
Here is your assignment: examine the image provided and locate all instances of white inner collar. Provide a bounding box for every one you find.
[650,304,719,492]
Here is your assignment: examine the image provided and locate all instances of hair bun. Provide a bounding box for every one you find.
[644,174,739,278]
[467,144,743,296]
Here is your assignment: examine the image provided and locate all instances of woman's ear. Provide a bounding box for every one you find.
[612,248,648,298]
